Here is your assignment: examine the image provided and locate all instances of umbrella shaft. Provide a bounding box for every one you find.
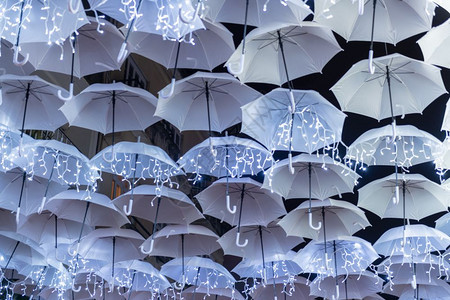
[112,236,116,278]
[172,42,181,79]
[277,30,292,90]
[205,82,212,138]
[333,240,338,277]
[20,83,31,137]
[15,0,26,46]
[258,226,266,271]
[17,172,27,210]
[78,201,91,243]
[237,184,246,231]
[370,0,377,50]
[4,241,20,270]
[241,0,250,54]
[70,33,77,83]
[123,0,144,43]
[152,197,162,236]
[112,92,116,147]
[44,157,57,199]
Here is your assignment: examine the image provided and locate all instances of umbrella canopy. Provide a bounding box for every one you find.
[195,177,285,228]
[125,19,235,71]
[383,278,450,299]
[331,53,447,121]
[0,74,68,132]
[278,198,370,241]
[225,22,341,85]
[418,19,450,69]
[241,88,347,154]
[77,228,145,264]
[177,135,273,179]
[160,256,235,289]
[295,236,379,277]
[0,230,47,269]
[21,17,125,79]
[374,224,450,257]
[262,154,359,200]
[183,285,245,300]
[358,173,449,221]
[0,124,33,172]
[309,271,383,300]
[346,124,443,168]
[140,224,220,258]
[155,72,261,133]
[435,212,450,236]
[59,82,160,135]
[250,276,314,300]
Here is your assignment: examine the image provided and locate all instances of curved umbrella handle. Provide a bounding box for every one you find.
[15,207,20,224]
[13,47,29,66]
[68,0,81,13]
[331,283,339,300]
[358,0,364,15]
[308,211,322,230]
[102,148,115,163]
[68,242,80,256]
[58,83,74,101]
[173,276,185,290]
[179,1,201,24]
[411,274,417,289]
[288,90,296,113]
[140,239,154,255]
[159,78,176,99]
[288,153,294,175]
[235,232,248,248]
[368,50,375,74]
[226,195,236,214]
[72,283,82,293]
[123,198,133,216]
[227,54,245,76]
[117,42,128,64]
[37,196,46,214]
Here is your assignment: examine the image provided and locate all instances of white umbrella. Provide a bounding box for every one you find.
[278,198,370,241]
[59,82,160,140]
[295,236,379,278]
[346,124,443,169]
[0,169,67,224]
[183,285,245,300]
[241,88,347,157]
[0,74,68,132]
[225,22,341,84]
[383,277,450,300]
[418,19,450,69]
[0,123,33,172]
[0,39,33,76]
[374,224,450,258]
[140,224,220,258]
[262,154,359,230]
[1,0,88,66]
[250,276,314,300]
[314,0,435,72]
[113,185,203,253]
[155,72,261,134]
[435,212,450,236]
[96,259,171,294]
[195,177,286,246]
[309,271,383,300]
[218,223,302,282]
[160,256,235,290]
[125,18,235,72]
[20,18,126,100]
[331,53,447,122]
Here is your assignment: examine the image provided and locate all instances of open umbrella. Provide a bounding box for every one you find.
[241,89,347,164]
[113,185,203,254]
[314,0,436,72]
[155,72,261,138]
[0,124,33,172]
[418,19,450,70]
[250,276,314,300]
[0,74,68,133]
[20,17,126,100]
[435,212,450,236]
[140,224,220,258]
[225,22,341,84]
[196,177,286,246]
[383,277,450,300]
[263,154,359,230]
[183,285,245,300]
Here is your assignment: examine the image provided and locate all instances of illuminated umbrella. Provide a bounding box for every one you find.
[383,278,450,300]
[435,212,450,236]
[418,19,450,70]
[183,286,245,300]
[250,276,314,300]
[0,124,33,172]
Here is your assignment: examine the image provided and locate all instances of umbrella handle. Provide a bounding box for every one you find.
[179,1,201,24]
[68,242,80,256]
[159,78,176,99]
[173,276,185,290]
[37,196,46,214]
[226,195,237,214]
[102,148,115,163]
[72,283,82,293]
[68,0,81,13]
[308,211,322,230]
[411,274,417,289]
[117,42,128,64]
[332,283,339,300]
[15,207,20,224]
[288,153,294,175]
[358,0,364,15]
[13,46,29,66]
[368,50,375,74]
[58,83,74,101]
[227,54,245,76]
[123,198,133,216]
[140,239,154,255]
[235,232,248,248]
